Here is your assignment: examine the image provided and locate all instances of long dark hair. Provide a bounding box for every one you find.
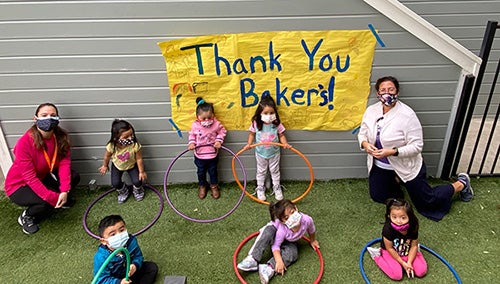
[251,95,281,131]
[30,103,70,157]
[195,97,215,117]
[107,119,138,150]
[384,198,419,235]
[269,199,295,221]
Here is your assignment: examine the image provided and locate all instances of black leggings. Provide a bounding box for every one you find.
[130,261,158,284]
[8,169,80,219]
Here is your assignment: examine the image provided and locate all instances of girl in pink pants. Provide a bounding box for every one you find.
[368,198,427,280]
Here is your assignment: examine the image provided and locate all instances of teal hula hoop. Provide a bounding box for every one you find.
[91,247,131,284]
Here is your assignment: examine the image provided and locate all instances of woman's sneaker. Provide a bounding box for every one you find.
[18,210,39,234]
[458,173,474,202]
[237,255,258,271]
[132,185,145,201]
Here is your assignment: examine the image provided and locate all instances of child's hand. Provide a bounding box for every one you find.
[99,165,108,175]
[139,171,147,181]
[120,278,131,284]
[402,262,414,278]
[188,143,196,150]
[274,260,287,276]
[283,143,292,149]
[242,144,252,151]
[213,141,222,149]
[128,264,137,277]
[310,240,320,250]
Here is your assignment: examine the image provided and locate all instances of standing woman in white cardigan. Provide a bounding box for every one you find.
[358,76,473,221]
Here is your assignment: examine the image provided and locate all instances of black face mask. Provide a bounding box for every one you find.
[117,138,134,146]
[36,117,60,132]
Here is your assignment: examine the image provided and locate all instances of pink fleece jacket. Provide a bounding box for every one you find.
[4,130,71,207]
[188,118,227,159]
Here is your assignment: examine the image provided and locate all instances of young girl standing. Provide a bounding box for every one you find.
[367,198,427,280]
[243,95,291,201]
[99,119,147,203]
[237,199,319,284]
[188,97,227,199]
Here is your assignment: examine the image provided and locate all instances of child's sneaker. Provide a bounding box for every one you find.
[272,185,283,201]
[457,173,474,202]
[237,255,258,272]
[18,210,39,234]
[367,247,381,259]
[132,185,145,201]
[117,185,130,204]
[256,186,266,201]
[258,264,275,284]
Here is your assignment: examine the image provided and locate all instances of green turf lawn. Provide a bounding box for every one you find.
[0,177,498,283]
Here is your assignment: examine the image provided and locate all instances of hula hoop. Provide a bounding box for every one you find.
[359,237,462,284]
[91,247,131,284]
[233,231,324,284]
[231,142,314,205]
[83,183,164,239]
[163,144,247,223]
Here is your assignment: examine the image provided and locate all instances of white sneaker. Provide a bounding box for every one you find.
[272,185,283,201]
[258,264,275,284]
[367,247,381,259]
[237,255,258,271]
[256,186,266,201]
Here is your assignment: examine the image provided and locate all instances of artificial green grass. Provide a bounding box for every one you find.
[0,177,498,283]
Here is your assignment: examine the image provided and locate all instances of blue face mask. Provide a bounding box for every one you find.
[107,230,129,249]
[36,116,60,132]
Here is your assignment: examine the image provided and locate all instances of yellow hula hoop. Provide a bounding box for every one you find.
[231,142,314,205]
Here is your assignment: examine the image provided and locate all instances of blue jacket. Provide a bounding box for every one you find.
[93,235,144,284]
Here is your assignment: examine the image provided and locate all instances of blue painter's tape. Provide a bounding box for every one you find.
[168,118,183,138]
[368,24,386,48]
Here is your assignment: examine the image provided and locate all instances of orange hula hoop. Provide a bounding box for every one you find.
[231,142,314,205]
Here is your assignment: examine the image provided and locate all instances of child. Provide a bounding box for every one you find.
[237,199,319,284]
[99,119,147,203]
[243,95,291,201]
[188,97,227,199]
[93,215,158,284]
[367,198,427,280]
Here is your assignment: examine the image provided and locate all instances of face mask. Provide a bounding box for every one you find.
[36,116,60,132]
[200,120,214,128]
[107,230,129,249]
[285,211,302,229]
[377,93,398,106]
[117,138,134,146]
[261,114,276,124]
[391,222,410,232]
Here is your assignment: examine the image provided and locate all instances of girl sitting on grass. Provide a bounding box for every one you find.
[237,199,319,284]
[367,198,427,280]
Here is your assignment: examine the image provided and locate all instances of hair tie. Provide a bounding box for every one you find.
[197,99,205,106]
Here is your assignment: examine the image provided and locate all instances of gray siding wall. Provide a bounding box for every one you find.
[0,0,498,185]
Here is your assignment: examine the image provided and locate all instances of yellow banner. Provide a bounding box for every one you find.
[158,30,375,131]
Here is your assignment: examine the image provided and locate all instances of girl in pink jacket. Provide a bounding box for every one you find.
[188,97,227,199]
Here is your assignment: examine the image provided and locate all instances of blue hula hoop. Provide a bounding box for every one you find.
[359,237,462,284]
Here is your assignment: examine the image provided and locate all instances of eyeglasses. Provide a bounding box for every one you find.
[378,87,396,93]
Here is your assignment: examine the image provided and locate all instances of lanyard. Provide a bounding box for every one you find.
[43,135,58,178]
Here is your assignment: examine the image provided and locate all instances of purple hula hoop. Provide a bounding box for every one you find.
[82,183,164,239]
[163,144,247,223]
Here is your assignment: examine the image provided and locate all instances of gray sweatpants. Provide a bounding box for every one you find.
[247,222,298,268]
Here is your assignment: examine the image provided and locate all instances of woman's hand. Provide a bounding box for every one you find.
[55,191,68,208]
[274,260,287,276]
[371,148,395,159]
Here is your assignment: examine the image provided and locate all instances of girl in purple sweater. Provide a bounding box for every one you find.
[188,97,227,199]
[237,199,319,284]
[4,103,80,234]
